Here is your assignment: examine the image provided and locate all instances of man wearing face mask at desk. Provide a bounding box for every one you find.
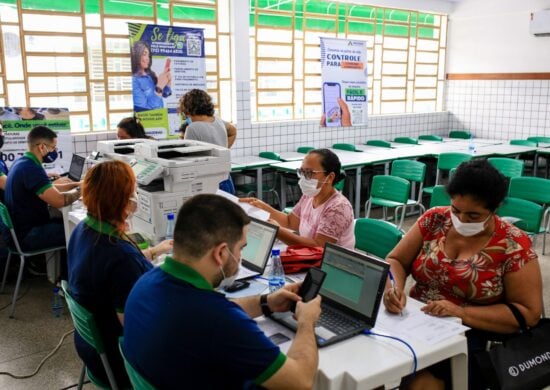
[4,126,80,264]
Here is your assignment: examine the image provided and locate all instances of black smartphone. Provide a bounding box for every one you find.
[291,267,326,312]
[224,280,250,293]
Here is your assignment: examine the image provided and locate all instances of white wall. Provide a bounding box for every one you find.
[447,0,550,73]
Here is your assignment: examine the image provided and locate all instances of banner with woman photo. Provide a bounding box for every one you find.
[128,23,206,138]
[320,37,368,127]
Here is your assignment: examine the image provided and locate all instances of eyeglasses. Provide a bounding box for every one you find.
[296,168,326,180]
[37,143,58,152]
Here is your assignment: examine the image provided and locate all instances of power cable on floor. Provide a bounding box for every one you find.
[0,328,74,379]
[0,279,32,312]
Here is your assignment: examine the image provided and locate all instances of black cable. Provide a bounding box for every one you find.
[59,379,90,390]
[0,279,32,311]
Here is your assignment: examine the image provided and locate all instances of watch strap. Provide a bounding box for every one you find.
[260,294,273,317]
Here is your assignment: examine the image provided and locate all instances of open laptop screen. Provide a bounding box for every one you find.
[68,154,85,181]
[320,243,389,324]
[241,217,278,273]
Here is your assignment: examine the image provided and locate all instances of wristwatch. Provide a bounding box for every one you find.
[260,294,273,317]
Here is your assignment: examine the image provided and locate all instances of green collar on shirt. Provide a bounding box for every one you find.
[84,215,120,237]
[160,257,214,291]
[24,152,42,167]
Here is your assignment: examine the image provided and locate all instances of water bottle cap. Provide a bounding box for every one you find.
[271,248,280,256]
[167,213,175,221]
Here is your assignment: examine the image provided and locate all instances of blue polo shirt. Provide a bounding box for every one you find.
[123,257,286,389]
[5,152,52,239]
[68,215,153,386]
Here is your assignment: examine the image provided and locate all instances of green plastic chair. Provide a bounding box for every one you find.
[332,143,357,152]
[365,175,410,230]
[423,152,472,196]
[429,185,451,208]
[390,159,427,214]
[508,177,550,254]
[419,135,443,142]
[354,218,403,259]
[119,338,157,390]
[393,137,418,145]
[526,137,550,177]
[0,202,66,318]
[364,140,392,148]
[297,146,315,154]
[497,197,545,241]
[61,280,120,390]
[235,151,282,207]
[488,157,524,179]
[510,139,537,147]
[449,130,472,139]
[527,136,550,144]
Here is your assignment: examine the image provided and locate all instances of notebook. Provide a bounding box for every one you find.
[61,154,85,182]
[271,243,389,347]
[235,217,279,281]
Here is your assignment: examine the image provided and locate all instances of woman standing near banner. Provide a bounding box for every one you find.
[131,41,172,112]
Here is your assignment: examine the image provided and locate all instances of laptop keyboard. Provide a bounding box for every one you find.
[318,303,366,334]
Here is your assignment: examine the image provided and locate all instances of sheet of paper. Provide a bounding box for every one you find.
[216,190,270,221]
[374,301,470,345]
[221,280,268,298]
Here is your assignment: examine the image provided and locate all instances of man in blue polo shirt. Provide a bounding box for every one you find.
[124,194,321,389]
[4,126,80,261]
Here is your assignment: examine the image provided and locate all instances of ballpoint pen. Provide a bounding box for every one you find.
[388,270,403,316]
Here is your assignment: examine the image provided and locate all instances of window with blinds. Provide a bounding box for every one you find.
[250,0,447,121]
[0,0,231,132]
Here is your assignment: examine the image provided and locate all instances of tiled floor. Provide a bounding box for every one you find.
[0,214,549,390]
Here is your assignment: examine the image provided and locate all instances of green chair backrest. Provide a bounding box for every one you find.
[419,135,443,141]
[354,218,403,259]
[334,174,345,192]
[61,280,106,354]
[0,202,14,230]
[508,177,550,206]
[449,130,472,139]
[332,143,357,152]
[393,137,418,145]
[496,197,543,234]
[297,146,315,154]
[488,157,524,179]
[391,159,426,183]
[370,175,410,204]
[437,152,472,171]
[258,151,281,161]
[119,338,157,390]
[429,185,451,208]
[365,140,392,148]
[510,139,537,147]
[527,136,550,145]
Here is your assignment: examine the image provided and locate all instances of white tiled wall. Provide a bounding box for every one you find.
[446,79,550,140]
[71,132,117,156]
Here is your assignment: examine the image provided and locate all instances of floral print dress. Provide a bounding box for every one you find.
[409,207,537,306]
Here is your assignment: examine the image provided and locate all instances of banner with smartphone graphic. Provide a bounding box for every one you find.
[128,23,206,138]
[0,107,73,172]
[320,38,368,127]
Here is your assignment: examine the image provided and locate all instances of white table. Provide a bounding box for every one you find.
[231,155,280,201]
[258,298,468,390]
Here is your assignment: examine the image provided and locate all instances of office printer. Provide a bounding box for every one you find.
[130,139,231,242]
[95,139,154,163]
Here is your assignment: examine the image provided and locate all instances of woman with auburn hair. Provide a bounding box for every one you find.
[67,160,172,387]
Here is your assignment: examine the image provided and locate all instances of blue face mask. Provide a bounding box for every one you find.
[43,149,58,163]
[185,117,192,125]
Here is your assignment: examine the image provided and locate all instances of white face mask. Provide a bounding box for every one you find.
[450,212,491,237]
[299,177,323,197]
[218,249,241,290]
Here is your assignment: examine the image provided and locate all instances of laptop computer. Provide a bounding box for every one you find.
[271,243,390,347]
[235,217,279,281]
[60,154,85,182]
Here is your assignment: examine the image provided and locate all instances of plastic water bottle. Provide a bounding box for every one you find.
[468,135,476,154]
[268,249,285,293]
[165,213,175,255]
[52,287,63,317]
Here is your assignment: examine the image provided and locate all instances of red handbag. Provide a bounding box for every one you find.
[280,245,324,274]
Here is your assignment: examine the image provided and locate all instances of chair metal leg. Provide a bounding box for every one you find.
[99,353,119,390]
[1,252,12,293]
[9,255,26,318]
[365,200,372,218]
[77,363,86,390]
[397,206,406,230]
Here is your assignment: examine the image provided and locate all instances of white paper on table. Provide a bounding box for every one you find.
[216,189,270,221]
[374,302,470,345]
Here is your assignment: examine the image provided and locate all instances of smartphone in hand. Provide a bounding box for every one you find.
[291,267,326,313]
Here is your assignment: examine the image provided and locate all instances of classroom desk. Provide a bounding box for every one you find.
[231,155,280,201]
[258,298,468,390]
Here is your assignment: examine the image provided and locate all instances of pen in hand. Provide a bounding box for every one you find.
[388,271,403,316]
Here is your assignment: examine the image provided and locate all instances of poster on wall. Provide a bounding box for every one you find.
[128,23,206,138]
[320,37,368,127]
[0,107,73,172]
